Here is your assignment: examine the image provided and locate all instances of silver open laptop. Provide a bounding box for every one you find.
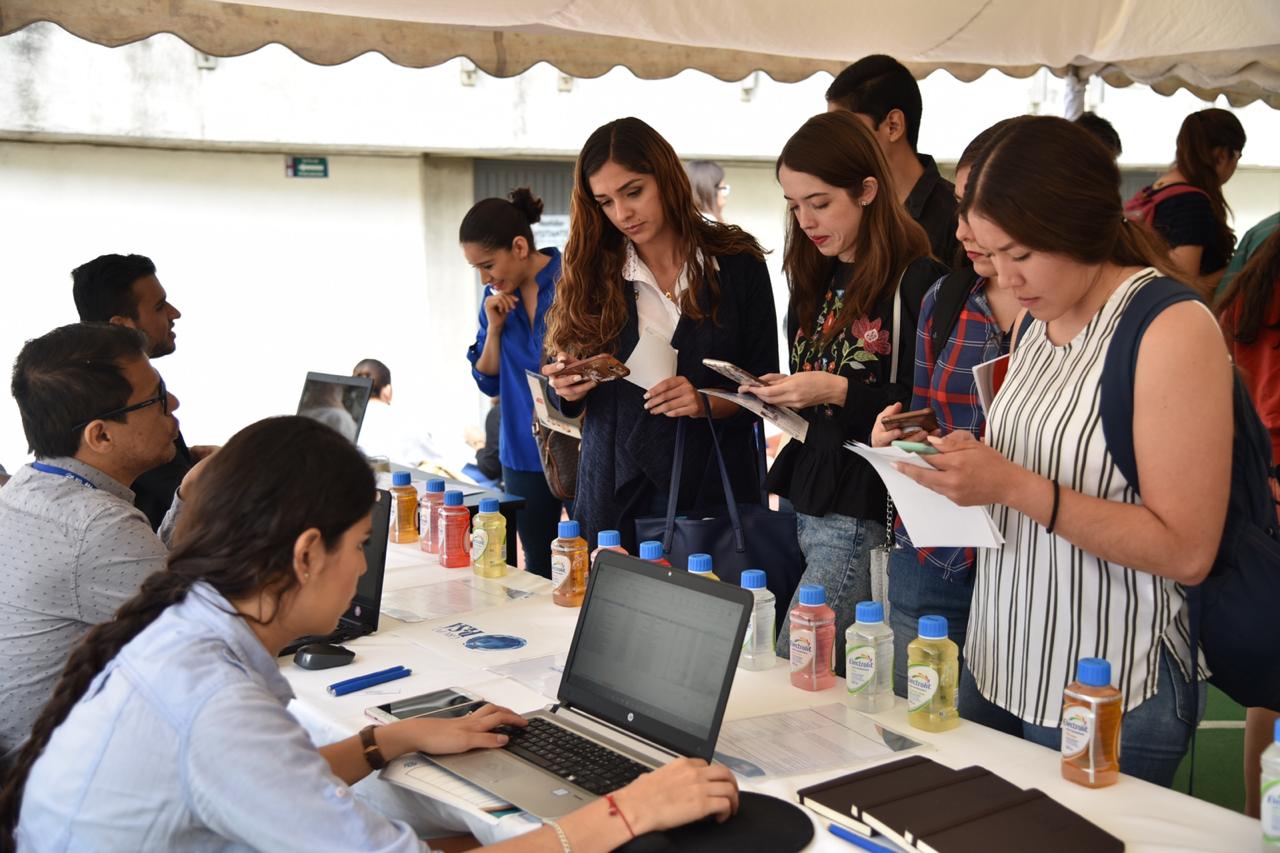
[430,550,753,819]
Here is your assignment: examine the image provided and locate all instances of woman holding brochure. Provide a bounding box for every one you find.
[894,117,1228,787]
[542,117,778,551]
[869,119,1025,698]
[749,111,945,676]
[1,417,740,851]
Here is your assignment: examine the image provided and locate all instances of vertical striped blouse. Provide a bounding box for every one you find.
[968,267,1201,727]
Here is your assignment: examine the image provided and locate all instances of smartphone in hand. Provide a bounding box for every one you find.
[881,408,940,436]
[557,354,630,383]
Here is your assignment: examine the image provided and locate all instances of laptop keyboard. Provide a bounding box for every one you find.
[501,717,651,795]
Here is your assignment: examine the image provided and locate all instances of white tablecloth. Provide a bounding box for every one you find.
[281,544,1258,852]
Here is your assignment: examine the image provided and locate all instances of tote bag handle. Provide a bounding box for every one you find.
[660,395,745,554]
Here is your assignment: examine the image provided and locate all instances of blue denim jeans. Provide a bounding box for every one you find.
[958,646,1205,787]
[887,547,974,699]
[775,512,883,678]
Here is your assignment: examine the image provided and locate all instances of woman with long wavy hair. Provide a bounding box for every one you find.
[1126,108,1246,297]
[0,417,738,851]
[542,117,778,553]
[748,111,944,676]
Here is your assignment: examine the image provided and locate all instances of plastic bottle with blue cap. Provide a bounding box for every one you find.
[388,470,419,545]
[907,615,959,731]
[845,601,894,713]
[1061,657,1122,788]
[1263,718,1280,846]
[590,529,628,569]
[551,520,589,607]
[687,553,720,581]
[638,540,671,567]
[789,584,836,691]
[737,570,775,672]
[419,478,446,555]
[437,490,471,569]
[471,498,506,579]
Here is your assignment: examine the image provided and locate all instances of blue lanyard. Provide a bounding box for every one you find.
[31,462,97,490]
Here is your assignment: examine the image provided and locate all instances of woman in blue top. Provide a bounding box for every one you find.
[1,417,739,851]
[463,188,563,578]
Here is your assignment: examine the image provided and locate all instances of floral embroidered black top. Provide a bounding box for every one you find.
[766,256,948,520]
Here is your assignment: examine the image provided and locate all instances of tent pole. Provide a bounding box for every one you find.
[1064,64,1087,120]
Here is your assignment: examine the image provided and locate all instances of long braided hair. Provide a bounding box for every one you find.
[0,416,375,848]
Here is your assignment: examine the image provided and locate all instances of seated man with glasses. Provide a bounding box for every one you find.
[0,323,207,766]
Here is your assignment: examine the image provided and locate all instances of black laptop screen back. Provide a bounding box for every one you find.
[558,553,751,760]
[345,488,391,631]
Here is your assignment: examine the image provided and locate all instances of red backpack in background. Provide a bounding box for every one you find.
[1123,183,1210,227]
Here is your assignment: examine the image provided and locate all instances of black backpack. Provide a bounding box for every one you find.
[1098,277,1280,711]
[928,268,981,363]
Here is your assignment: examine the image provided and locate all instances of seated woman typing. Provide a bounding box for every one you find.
[0,416,738,852]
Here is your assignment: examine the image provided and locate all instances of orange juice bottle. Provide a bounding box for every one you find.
[388,471,419,544]
[1061,657,1122,788]
[551,521,589,607]
[437,490,471,569]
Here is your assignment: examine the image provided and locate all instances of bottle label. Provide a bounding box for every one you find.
[789,628,815,674]
[551,555,570,589]
[907,664,939,711]
[1061,705,1094,760]
[846,644,875,694]
[470,529,489,561]
[1264,778,1280,841]
[743,614,755,652]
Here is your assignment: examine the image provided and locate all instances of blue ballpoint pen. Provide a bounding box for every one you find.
[327,666,410,696]
[826,823,897,853]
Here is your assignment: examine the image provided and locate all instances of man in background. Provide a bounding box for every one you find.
[827,55,959,264]
[72,254,211,529]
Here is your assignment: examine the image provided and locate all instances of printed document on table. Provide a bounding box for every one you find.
[623,328,678,391]
[380,577,537,623]
[714,704,925,779]
[700,389,809,441]
[844,442,1004,548]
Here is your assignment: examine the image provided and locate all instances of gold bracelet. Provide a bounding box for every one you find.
[544,818,572,853]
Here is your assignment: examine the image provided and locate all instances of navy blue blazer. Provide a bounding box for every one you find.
[554,251,779,552]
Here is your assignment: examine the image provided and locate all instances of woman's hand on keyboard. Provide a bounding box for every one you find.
[612,757,740,835]
[389,703,528,757]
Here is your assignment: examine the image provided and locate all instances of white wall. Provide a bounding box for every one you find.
[0,142,480,469]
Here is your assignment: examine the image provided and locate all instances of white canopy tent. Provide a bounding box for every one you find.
[2,0,1279,107]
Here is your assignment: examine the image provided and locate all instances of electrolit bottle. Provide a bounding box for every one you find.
[551,520,590,607]
[419,478,445,555]
[638,540,672,567]
[590,530,627,566]
[845,601,895,713]
[388,471,419,544]
[687,553,720,581]
[1263,719,1280,847]
[437,490,471,569]
[907,615,960,732]
[470,498,507,579]
[738,569,775,672]
[789,584,836,691]
[1060,658,1123,788]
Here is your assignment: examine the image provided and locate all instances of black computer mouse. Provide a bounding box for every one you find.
[293,643,355,670]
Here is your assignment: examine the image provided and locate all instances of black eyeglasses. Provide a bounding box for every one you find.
[72,378,169,432]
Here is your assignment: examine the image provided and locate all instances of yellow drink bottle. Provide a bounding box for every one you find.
[907,615,960,732]
[551,520,589,607]
[470,498,507,579]
[687,553,720,581]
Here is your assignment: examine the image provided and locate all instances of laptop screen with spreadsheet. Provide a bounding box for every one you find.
[557,552,752,761]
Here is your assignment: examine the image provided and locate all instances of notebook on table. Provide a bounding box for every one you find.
[278,488,391,656]
[865,766,1024,848]
[796,755,959,829]
[912,788,1125,853]
[429,550,753,819]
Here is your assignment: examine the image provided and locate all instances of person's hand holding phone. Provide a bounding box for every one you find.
[744,372,847,409]
[483,290,519,331]
[382,703,528,758]
[544,352,599,403]
[873,403,942,447]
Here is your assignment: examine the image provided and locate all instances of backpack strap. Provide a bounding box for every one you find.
[1099,276,1201,494]
[1123,184,1210,225]
[928,268,980,364]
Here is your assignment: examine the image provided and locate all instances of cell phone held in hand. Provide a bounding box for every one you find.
[365,687,484,724]
[557,354,630,383]
[881,408,940,436]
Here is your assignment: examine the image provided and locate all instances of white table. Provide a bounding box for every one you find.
[282,544,1259,852]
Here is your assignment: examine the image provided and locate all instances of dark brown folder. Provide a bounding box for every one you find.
[862,766,1024,845]
[913,788,1125,853]
[796,756,963,830]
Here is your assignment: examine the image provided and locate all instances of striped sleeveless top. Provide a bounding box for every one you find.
[969,268,1200,727]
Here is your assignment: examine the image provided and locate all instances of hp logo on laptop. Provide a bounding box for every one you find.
[627,712,634,722]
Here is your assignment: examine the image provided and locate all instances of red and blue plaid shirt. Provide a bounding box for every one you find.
[894,275,1009,582]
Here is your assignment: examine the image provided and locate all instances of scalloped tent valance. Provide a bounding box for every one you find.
[2,0,1278,107]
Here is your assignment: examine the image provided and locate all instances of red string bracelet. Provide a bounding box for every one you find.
[604,793,635,838]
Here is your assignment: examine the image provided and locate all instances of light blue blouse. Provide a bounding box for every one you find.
[17,582,425,852]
